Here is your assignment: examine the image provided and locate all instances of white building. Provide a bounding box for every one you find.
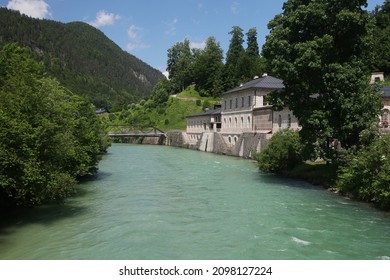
[186,106,221,146]
[220,75,299,147]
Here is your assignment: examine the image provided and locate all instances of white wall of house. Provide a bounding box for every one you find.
[186,112,221,145]
[272,107,300,133]
[381,98,390,128]
[370,72,385,84]
[186,115,208,145]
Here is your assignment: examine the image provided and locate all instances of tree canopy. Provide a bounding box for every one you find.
[372,0,390,75]
[0,44,110,208]
[262,0,383,161]
[165,27,266,98]
[167,39,194,93]
[192,37,224,97]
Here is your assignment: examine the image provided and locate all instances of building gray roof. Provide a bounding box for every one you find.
[187,107,221,118]
[224,75,284,95]
[381,86,390,97]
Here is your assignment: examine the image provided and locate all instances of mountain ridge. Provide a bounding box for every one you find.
[0,8,165,111]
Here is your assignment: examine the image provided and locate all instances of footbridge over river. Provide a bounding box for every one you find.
[107,125,166,139]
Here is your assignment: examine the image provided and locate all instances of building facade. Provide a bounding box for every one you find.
[185,73,389,156]
[220,75,299,147]
[185,75,300,155]
[186,106,221,146]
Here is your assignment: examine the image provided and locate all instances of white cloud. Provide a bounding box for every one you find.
[190,40,206,50]
[89,10,121,28]
[127,24,142,41]
[231,1,240,14]
[126,24,149,51]
[164,18,178,36]
[7,0,51,19]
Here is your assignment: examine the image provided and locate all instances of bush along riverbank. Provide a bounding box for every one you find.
[254,129,390,211]
[0,44,110,210]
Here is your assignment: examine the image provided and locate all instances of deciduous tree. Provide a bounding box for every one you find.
[262,0,382,161]
[192,37,224,97]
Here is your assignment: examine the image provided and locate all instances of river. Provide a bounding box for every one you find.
[0,144,389,260]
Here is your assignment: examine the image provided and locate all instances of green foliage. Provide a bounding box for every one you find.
[371,0,390,75]
[177,85,202,98]
[0,44,109,207]
[337,134,390,210]
[255,130,304,173]
[192,37,224,97]
[167,39,194,92]
[288,161,337,187]
[151,79,171,106]
[224,26,245,89]
[108,86,220,131]
[0,8,164,112]
[262,0,382,161]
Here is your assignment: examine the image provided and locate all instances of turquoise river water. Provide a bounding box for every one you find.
[0,144,390,260]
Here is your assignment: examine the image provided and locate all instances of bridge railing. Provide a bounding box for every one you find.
[107,125,166,137]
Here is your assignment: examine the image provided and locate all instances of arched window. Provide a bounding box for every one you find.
[229,117,232,128]
[241,117,244,128]
[235,117,238,128]
[247,116,251,129]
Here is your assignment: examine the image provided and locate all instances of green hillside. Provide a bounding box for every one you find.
[104,85,221,131]
[0,8,165,111]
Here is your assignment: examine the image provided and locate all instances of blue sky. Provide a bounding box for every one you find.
[1,0,385,73]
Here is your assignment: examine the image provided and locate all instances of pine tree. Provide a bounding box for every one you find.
[224,26,245,89]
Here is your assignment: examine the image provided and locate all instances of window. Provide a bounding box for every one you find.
[263,95,268,106]
[235,117,238,128]
[224,100,227,110]
[241,97,244,107]
[229,117,232,128]
[278,115,282,128]
[288,114,291,128]
[235,98,238,108]
[229,99,232,109]
[248,95,251,107]
[241,117,244,128]
[247,116,251,128]
[382,109,389,128]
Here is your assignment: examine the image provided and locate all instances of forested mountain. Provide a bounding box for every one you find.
[0,8,165,111]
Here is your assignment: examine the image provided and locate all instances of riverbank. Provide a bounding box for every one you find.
[283,161,337,189]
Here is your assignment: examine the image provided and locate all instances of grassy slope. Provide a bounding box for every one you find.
[102,86,221,131]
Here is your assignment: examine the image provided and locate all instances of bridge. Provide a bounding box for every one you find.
[107,125,166,138]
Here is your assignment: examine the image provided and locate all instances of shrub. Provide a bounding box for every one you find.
[337,135,390,210]
[255,130,303,173]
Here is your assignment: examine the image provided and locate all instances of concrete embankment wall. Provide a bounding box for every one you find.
[165,130,269,159]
